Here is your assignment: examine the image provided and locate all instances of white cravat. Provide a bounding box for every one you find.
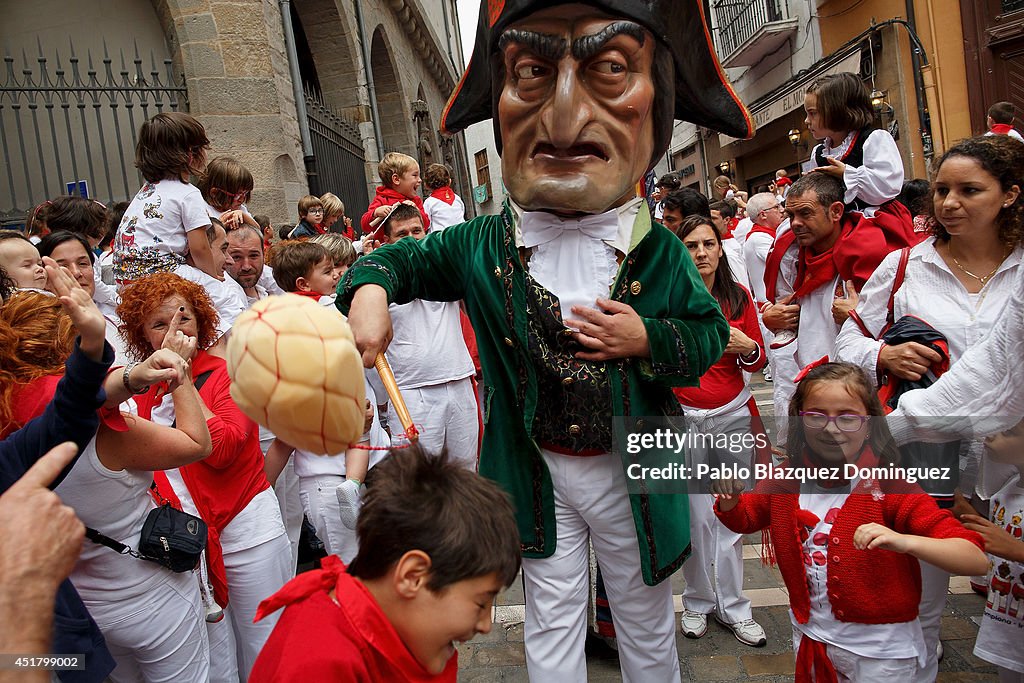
[518,205,632,320]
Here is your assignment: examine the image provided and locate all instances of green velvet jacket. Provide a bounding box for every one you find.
[337,203,728,585]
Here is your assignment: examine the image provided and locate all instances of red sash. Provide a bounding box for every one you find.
[429,186,456,205]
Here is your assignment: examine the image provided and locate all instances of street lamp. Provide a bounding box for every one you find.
[717,160,731,176]
[870,89,889,114]
[787,129,802,147]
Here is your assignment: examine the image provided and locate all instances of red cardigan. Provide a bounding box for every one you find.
[134,351,270,536]
[360,186,430,236]
[714,474,983,624]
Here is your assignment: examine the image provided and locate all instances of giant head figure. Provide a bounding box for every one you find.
[441,0,753,215]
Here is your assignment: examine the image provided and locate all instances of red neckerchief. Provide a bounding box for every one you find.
[990,123,1015,136]
[291,289,323,301]
[255,555,457,682]
[429,187,456,206]
[746,223,776,240]
[724,217,739,239]
[793,243,838,300]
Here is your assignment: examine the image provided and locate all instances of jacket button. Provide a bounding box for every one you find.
[836,609,845,619]
[831,555,840,563]
[831,537,839,545]
[630,280,642,296]
[561,377,575,386]
[568,424,582,436]
[504,337,514,347]
[635,419,645,430]
[494,266,502,278]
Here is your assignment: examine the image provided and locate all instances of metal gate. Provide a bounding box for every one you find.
[0,41,187,227]
[304,89,369,228]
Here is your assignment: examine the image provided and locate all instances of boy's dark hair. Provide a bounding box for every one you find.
[278,224,293,241]
[662,187,710,218]
[423,163,452,191]
[36,231,95,265]
[43,196,109,242]
[297,195,323,219]
[197,156,254,210]
[383,202,423,237]
[786,362,901,467]
[268,240,328,292]
[135,112,209,182]
[349,446,521,591]
[788,172,845,209]
[252,214,272,230]
[806,72,874,133]
[709,199,736,219]
[104,201,130,250]
[988,101,1016,125]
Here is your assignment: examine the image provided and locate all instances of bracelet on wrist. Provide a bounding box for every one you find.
[122,362,150,395]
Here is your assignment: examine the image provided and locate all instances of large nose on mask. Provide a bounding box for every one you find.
[545,62,593,150]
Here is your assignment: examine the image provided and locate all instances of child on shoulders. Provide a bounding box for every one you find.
[361,152,430,237]
[287,195,325,239]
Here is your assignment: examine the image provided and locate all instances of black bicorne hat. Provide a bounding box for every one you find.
[440,0,755,141]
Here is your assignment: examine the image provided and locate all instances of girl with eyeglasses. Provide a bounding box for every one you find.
[713,361,987,682]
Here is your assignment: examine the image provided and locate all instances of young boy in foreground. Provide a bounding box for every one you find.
[248,447,521,681]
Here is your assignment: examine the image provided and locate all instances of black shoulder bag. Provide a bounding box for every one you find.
[86,370,214,572]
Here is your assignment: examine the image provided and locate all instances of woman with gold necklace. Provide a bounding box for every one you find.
[836,134,1023,682]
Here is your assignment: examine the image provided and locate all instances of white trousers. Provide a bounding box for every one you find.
[679,399,755,623]
[87,571,210,683]
[299,474,359,564]
[206,611,239,683]
[389,377,479,470]
[915,560,949,682]
[522,450,680,683]
[791,629,918,681]
[222,533,292,681]
[260,434,303,575]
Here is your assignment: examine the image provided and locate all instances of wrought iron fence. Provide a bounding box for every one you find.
[305,89,369,229]
[0,40,187,226]
[713,0,788,59]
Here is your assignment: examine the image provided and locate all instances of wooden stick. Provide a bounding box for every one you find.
[374,352,419,442]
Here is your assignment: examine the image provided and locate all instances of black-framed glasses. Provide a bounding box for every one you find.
[799,411,869,432]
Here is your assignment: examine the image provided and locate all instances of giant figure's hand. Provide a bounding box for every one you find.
[347,285,393,367]
[564,298,650,361]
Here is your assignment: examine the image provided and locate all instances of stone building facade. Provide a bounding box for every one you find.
[0,0,471,228]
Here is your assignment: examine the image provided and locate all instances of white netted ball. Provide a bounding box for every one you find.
[226,294,366,454]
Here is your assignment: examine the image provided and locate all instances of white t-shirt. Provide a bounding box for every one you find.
[974,473,1024,673]
[293,378,391,478]
[112,179,210,281]
[423,193,466,233]
[388,299,475,389]
[795,487,926,664]
[55,437,165,602]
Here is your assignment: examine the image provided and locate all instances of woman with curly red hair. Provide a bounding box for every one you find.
[118,272,291,681]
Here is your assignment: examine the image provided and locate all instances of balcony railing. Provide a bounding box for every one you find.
[713,0,798,68]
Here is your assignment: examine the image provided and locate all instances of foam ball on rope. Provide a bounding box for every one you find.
[227,294,366,454]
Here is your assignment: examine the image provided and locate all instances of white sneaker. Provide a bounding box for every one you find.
[680,609,708,638]
[336,479,363,530]
[762,362,773,382]
[715,615,767,647]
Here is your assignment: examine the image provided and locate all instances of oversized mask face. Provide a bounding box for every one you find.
[497,5,656,215]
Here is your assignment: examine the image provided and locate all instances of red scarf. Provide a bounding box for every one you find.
[793,243,839,300]
[746,222,776,240]
[724,217,739,239]
[429,186,456,205]
[990,123,1016,136]
[292,289,324,301]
